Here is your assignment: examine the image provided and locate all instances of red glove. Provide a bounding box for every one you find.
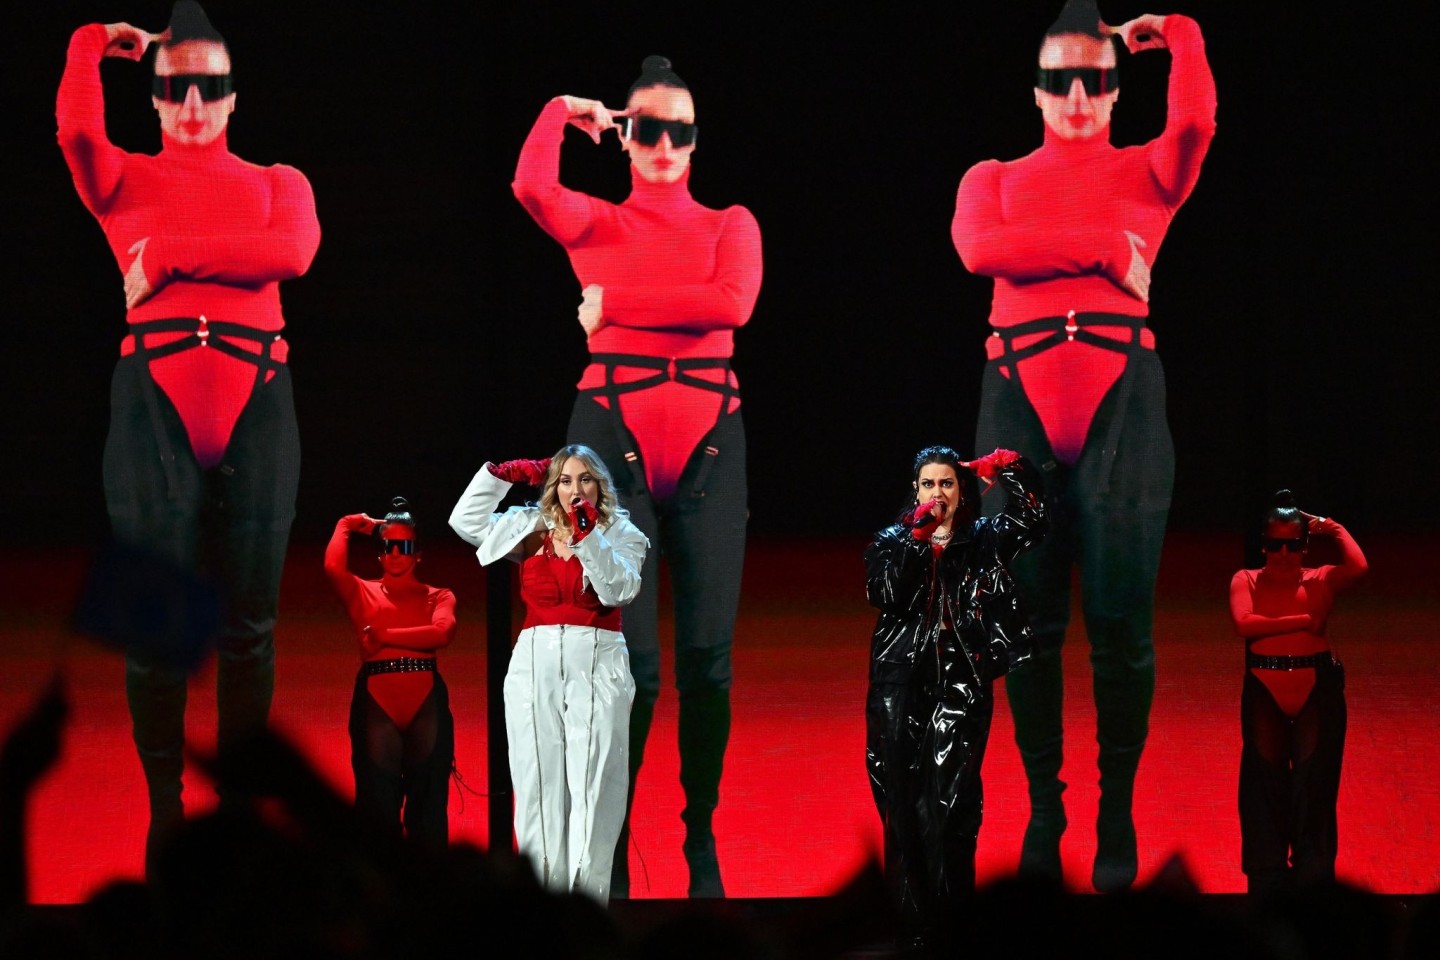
[963,448,1020,482]
[568,497,599,544]
[908,499,944,541]
[489,458,552,486]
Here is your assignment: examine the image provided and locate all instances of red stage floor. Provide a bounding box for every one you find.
[3,533,1437,903]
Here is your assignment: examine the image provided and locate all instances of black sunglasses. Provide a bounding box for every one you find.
[152,74,234,103]
[1261,536,1306,553]
[381,539,416,556]
[1036,66,1119,96]
[618,116,698,148]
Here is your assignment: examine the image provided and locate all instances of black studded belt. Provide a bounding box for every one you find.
[362,657,437,677]
[1246,651,1333,671]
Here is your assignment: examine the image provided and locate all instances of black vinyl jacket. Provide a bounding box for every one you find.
[863,454,1047,924]
[864,454,1048,688]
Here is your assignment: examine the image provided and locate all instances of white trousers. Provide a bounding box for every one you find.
[505,624,634,902]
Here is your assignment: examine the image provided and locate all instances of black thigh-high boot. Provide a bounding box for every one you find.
[1082,509,1163,893]
[104,356,207,875]
[678,690,731,897]
[665,412,746,899]
[1001,511,1073,882]
[211,515,286,755]
[1075,353,1172,893]
[1006,643,1067,881]
[210,370,299,813]
[126,654,188,874]
[1087,615,1155,894]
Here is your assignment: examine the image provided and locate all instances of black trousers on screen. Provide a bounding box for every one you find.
[567,393,746,894]
[104,355,299,859]
[975,347,1172,885]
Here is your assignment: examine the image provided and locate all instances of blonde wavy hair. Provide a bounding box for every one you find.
[539,444,621,535]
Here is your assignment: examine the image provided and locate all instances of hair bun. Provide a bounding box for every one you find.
[166,1,226,45]
[629,56,688,96]
[383,496,416,529]
[1271,489,1297,509]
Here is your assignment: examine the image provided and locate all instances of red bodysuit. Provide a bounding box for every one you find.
[952,16,1215,464]
[325,524,457,730]
[513,98,763,498]
[57,25,321,468]
[1229,524,1367,716]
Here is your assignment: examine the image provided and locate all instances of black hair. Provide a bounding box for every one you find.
[1044,0,1106,41]
[163,1,226,47]
[382,496,416,534]
[904,445,976,528]
[628,55,688,98]
[1264,489,1309,546]
[913,445,962,481]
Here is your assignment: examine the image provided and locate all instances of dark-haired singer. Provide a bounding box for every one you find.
[57,1,319,864]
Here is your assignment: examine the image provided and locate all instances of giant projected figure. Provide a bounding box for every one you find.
[56,2,319,861]
[513,56,762,897]
[951,0,1215,891]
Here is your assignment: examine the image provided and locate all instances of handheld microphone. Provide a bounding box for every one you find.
[571,497,593,533]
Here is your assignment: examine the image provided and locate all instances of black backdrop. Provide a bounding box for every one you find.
[4,1,1434,546]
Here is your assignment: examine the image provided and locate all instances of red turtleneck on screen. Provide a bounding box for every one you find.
[57,24,321,468]
[513,98,762,497]
[952,15,1215,463]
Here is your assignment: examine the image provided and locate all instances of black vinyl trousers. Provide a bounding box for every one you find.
[865,637,994,941]
[1239,659,1346,890]
[349,671,454,852]
[104,355,299,826]
[974,352,1172,805]
[567,397,746,834]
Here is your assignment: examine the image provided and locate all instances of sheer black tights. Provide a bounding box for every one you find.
[349,676,453,851]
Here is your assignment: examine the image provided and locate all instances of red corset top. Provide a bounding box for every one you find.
[520,535,622,632]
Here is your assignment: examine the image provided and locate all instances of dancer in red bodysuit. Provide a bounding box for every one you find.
[326,500,456,851]
[1230,491,1366,895]
[57,2,320,862]
[513,55,762,897]
[952,0,1215,891]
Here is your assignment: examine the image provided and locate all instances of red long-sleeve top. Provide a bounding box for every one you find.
[513,97,763,497]
[325,521,457,730]
[1229,522,1367,716]
[951,16,1216,463]
[513,98,762,359]
[57,25,320,465]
